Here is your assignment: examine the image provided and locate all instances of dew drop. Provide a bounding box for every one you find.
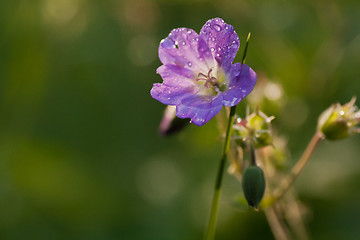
[187,62,192,67]
[182,41,186,46]
[217,47,222,51]
[211,37,216,42]
[225,26,229,30]
[216,53,220,57]
[214,24,222,32]
[210,47,215,52]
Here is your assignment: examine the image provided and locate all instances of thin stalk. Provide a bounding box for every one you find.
[205,106,236,240]
[273,131,324,201]
[204,32,251,240]
[264,207,292,240]
[248,141,256,166]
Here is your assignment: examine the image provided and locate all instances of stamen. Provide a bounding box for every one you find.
[195,68,218,89]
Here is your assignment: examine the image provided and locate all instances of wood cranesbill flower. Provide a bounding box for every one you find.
[151,18,257,126]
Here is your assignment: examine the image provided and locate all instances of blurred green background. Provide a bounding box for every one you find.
[1,0,360,239]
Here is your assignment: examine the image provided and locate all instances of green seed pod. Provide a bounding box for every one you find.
[242,166,266,208]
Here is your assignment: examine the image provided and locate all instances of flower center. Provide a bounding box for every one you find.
[196,68,218,88]
[195,68,227,96]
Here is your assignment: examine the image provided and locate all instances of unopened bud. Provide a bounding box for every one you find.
[242,166,266,208]
[159,106,189,136]
[318,97,360,141]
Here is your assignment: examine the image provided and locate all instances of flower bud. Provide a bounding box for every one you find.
[159,106,189,136]
[233,109,274,148]
[242,166,266,208]
[318,97,360,141]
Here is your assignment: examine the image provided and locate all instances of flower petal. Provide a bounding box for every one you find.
[222,63,257,106]
[151,83,194,106]
[176,94,223,126]
[151,65,196,105]
[200,18,240,70]
[158,28,214,74]
[156,64,195,88]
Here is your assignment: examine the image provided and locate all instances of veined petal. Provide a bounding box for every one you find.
[200,18,240,70]
[176,94,223,126]
[156,64,195,87]
[151,83,194,106]
[222,63,257,106]
[151,65,197,105]
[158,28,214,74]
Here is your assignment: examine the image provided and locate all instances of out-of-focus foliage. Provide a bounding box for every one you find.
[0,0,360,239]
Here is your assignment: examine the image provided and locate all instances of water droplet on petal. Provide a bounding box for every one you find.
[225,26,229,30]
[182,41,186,46]
[187,62,192,67]
[214,24,222,32]
[211,37,216,42]
[217,47,222,51]
[210,47,215,52]
[216,53,220,57]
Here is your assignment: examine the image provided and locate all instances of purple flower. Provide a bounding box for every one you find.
[151,18,257,126]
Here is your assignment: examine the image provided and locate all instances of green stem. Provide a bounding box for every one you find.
[205,106,237,240]
[241,33,251,65]
[204,32,251,240]
[248,141,256,166]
